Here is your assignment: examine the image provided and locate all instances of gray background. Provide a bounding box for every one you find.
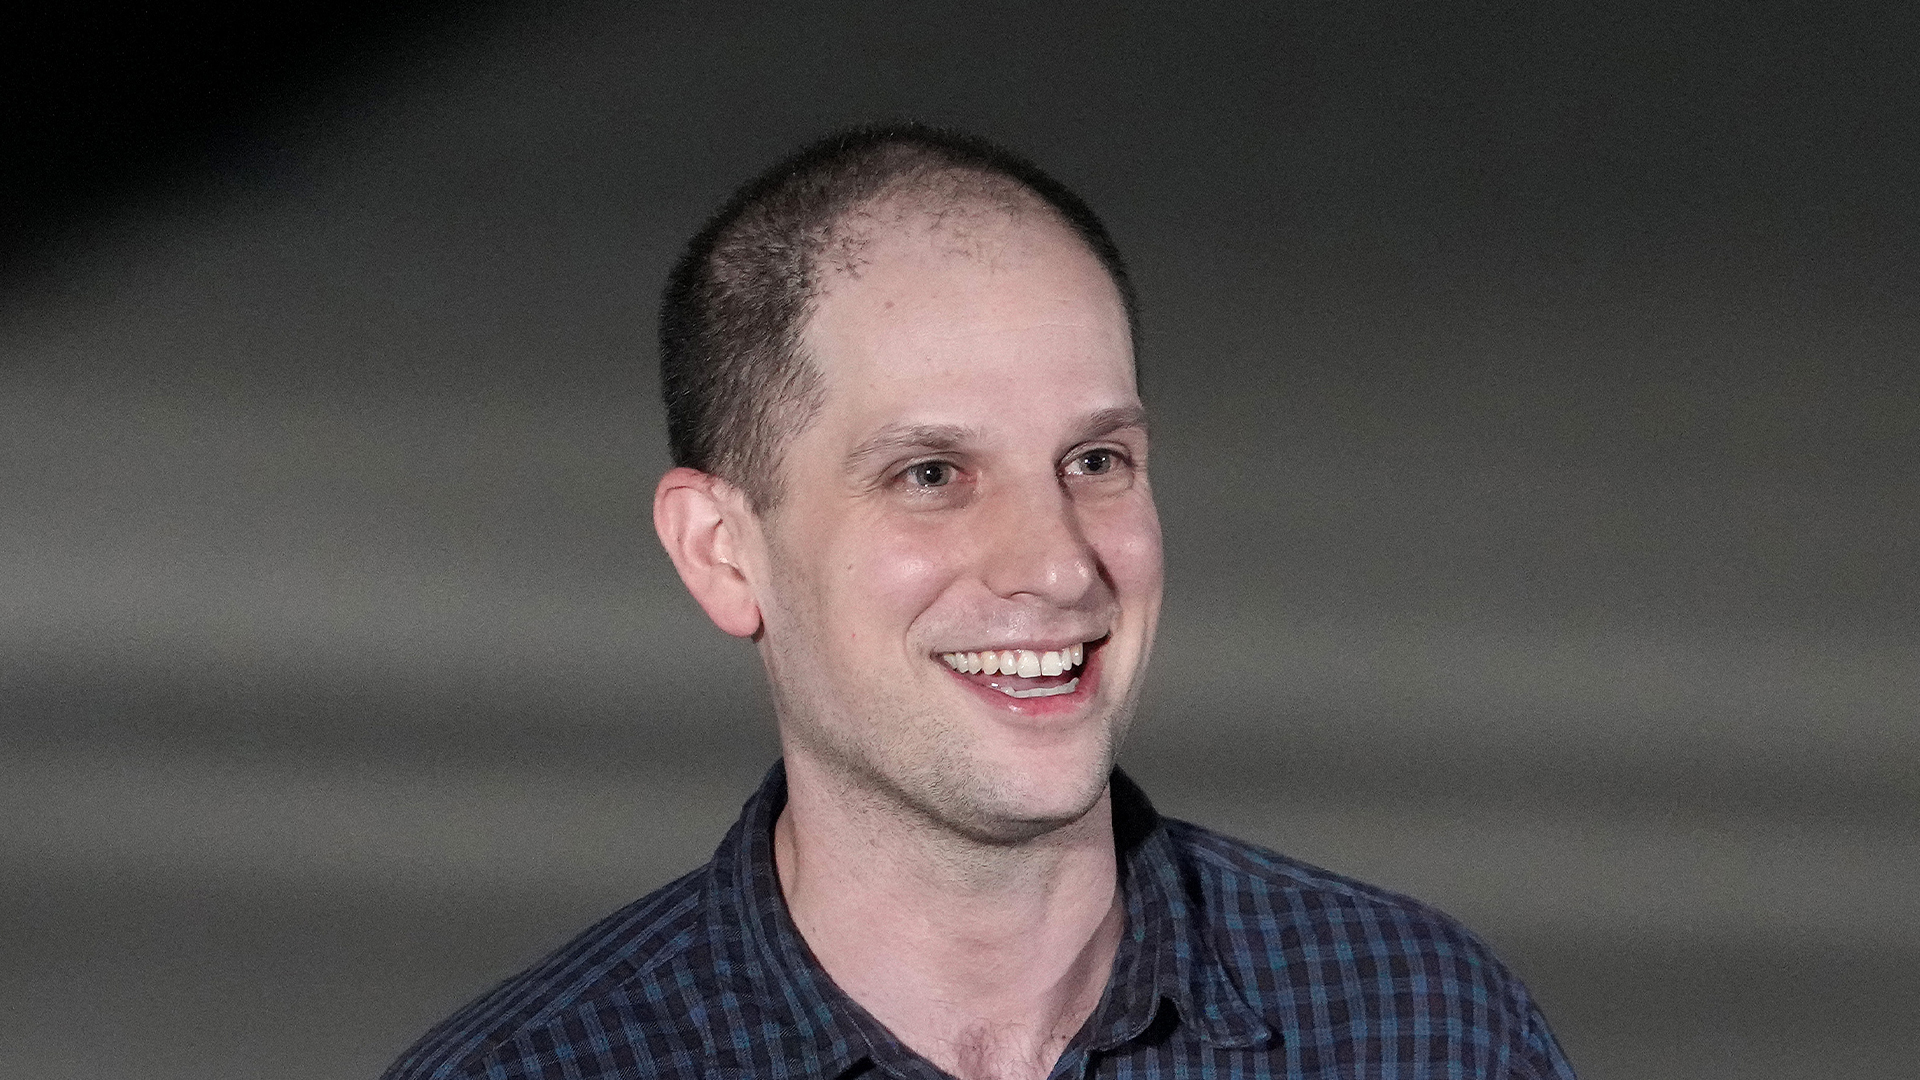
[4,2,1916,1078]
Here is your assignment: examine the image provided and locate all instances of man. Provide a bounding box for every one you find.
[384,125,1576,1080]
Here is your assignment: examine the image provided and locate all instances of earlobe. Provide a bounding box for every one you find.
[653,467,764,638]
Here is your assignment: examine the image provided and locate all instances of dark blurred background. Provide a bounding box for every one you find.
[4,2,1916,1077]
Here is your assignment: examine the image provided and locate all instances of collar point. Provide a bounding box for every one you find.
[1192,1008,1276,1050]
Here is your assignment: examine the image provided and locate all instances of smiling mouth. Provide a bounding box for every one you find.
[938,642,1090,699]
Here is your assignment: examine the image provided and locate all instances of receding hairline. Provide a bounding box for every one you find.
[803,167,1077,291]
[801,180,1134,348]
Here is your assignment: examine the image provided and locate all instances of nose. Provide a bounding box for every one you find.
[977,474,1102,607]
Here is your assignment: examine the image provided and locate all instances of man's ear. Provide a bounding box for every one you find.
[653,467,764,638]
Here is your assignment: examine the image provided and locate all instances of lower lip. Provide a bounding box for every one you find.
[942,645,1103,718]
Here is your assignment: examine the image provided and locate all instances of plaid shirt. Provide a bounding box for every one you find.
[383,765,1575,1079]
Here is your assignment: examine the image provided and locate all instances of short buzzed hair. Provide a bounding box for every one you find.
[658,122,1137,512]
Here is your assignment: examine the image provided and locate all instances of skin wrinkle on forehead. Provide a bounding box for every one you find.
[886,317,1123,343]
[807,214,1132,429]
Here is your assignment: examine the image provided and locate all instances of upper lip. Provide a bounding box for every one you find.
[934,635,1106,654]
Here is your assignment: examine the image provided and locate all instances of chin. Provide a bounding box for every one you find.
[963,697,1139,840]
[941,754,1116,846]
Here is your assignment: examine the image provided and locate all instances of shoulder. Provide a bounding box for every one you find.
[1159,817,1575,1076]
[380,866,718,1080]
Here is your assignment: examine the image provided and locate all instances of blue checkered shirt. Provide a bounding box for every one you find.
[383,764,1575,1079]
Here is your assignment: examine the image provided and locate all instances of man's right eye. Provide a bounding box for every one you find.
[903,461,956,488]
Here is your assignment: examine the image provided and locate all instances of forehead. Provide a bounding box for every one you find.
[799,205,1136,426]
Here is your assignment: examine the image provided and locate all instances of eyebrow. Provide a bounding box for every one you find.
[841,404,1151,476]
[1075,403,1151,442]
[843,423,981,475]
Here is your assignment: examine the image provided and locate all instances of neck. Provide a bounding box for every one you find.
[774,754,1124,1080]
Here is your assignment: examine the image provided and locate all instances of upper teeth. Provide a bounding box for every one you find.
[939,643,1085,677]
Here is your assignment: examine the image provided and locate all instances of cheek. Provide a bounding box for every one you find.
[829,520,959,644]
[1091,500,1165,599]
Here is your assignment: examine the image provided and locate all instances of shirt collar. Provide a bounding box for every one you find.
[699,763,1272,1075]
[702,764,873,1078]
[1083,770,1274,1052]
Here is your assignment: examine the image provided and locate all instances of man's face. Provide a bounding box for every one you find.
[747,205,1162,842]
